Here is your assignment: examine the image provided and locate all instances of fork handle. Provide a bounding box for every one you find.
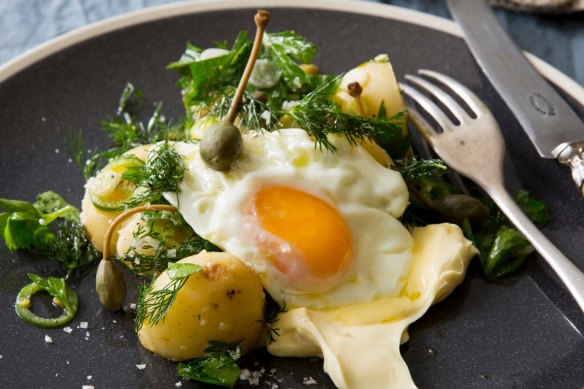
[487,184,584,313]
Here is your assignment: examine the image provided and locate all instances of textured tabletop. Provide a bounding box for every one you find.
[0,0,582,86]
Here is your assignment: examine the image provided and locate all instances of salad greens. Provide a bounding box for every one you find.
[0,191,99,276]
[177,340,242,388]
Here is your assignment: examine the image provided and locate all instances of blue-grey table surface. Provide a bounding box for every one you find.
[0,0,582,88]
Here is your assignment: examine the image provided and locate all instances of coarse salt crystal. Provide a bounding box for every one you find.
[82,386,94,389]
[79,321,88,329]
[86,331,90,337]
[136,364,147,370]
[63,327,73,333]
[130,303,136,310]
[175,382,182,387]
[303,376,317,385]
[45,335,53,343]
[87,375,92,380]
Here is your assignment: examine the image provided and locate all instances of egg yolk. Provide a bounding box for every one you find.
[252,185,352,280]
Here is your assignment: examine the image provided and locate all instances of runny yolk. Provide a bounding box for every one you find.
[253,185,352,278]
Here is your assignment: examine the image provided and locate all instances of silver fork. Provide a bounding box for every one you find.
[400,69,584,313]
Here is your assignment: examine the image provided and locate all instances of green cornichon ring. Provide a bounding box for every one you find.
[15,282,78,328]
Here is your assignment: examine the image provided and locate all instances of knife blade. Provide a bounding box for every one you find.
[446,0,584,196]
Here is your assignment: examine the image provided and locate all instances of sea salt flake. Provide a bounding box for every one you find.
[175,382,182,387]
[82,386,94,389]
[136,364,147,370]
[79,321,88,329]
[45,335,53,343]
[87,375,93,380]
[63,327,73,334]
[130,303,136,310]
[303,376,317,385]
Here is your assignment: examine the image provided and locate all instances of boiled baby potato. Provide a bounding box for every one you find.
[80,145,151,252]
[335,53,405,119]
[334,54,409,160]
[138,252,265,361]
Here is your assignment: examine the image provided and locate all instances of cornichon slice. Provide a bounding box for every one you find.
[88,155,144,211]
[15,281,78,328]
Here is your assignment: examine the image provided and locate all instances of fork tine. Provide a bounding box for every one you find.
[404,74,470,124]
[399,81,452,133]
[418,69,487,115]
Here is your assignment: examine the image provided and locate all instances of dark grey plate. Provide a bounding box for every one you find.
[0,2,583,388]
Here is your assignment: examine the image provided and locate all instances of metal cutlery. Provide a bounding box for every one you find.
[400,69,584,313]
[447,0,584,197]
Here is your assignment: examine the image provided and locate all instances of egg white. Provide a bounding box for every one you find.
[164,128,411,309]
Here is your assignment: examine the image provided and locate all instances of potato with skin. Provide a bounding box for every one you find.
[80,145,152,252]
[334,54,405,119]
[334,54,409,162]
[138,252,266,361]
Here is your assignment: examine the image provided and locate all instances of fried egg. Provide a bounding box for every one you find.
[164,128,411,309]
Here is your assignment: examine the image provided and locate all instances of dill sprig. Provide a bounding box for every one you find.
[192,87,281,133]
[0,191,100,278]
[67,83,186,180]
[37,220,101,278]
[392,156,447,185]
[289,76,407,152]
[260,296,287,344]
[123,142,186,208]
[135,262,202,331]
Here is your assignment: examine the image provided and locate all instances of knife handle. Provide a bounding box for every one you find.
[556,142,584,196]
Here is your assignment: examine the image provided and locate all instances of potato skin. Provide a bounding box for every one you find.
[80,191,120,253]
[138,252,265,361]
[80,145,152,252]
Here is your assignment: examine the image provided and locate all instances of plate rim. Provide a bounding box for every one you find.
[0,0,582,106]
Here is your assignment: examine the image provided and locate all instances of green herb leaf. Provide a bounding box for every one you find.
[135,261,202,331]
[0,193,99,275]
[480,226,533,277]
[34,191,80,223]
[0,198,38,214]
[1,212,50,250]
[27,273,76,315]
[515,190,550,228]
[177,341,242,388]
[266,31,317,92]
[393,156,447,185]
[171,31,252,107]
[166,262,202,280]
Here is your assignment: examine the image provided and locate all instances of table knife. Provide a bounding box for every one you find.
[446,0,584,197]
